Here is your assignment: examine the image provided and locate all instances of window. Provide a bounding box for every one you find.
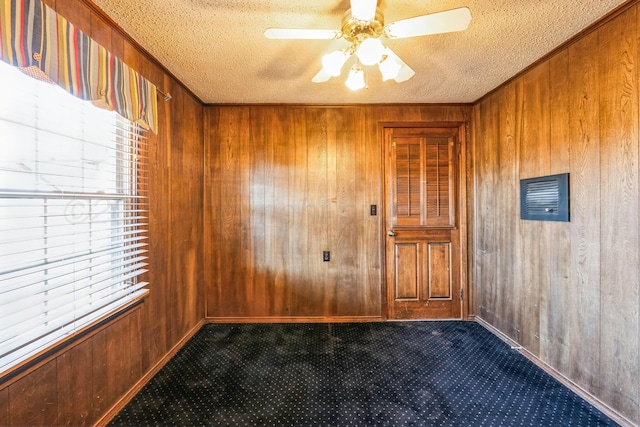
[0,60,149,375]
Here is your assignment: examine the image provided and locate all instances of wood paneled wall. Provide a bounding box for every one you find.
[0,0,204,425]
[204,105,471,320]
[472,4,639,423]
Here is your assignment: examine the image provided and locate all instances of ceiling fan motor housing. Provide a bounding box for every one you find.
[341,8,385,44]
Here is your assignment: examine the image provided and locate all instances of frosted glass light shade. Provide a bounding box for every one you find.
[345,66,365,91]
[378,53,401,81]
[350,0,377,21]
[356,38,384,66]
[321,50,350,77]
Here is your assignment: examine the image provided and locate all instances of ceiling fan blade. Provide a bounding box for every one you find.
[264,28,341,40]
[312,68,332,83]
[385,49,415,83]
[385,7,471,39]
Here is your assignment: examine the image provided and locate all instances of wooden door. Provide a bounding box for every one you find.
[384,126,462,319]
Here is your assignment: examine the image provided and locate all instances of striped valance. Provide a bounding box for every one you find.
[0,0,157,133]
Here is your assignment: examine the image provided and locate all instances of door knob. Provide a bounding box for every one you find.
[387,230,395,237]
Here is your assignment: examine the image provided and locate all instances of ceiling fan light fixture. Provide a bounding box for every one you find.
[345,65,366,91]
[322,50,350,76]
[356,37,385,66]
[378,53,401,81]
[265,3,472,90]
[350,0,377,22]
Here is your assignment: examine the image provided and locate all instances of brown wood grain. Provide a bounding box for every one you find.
[475,96,498,325]
[543,48,572,371]
[495,81,518,340]
[471,4,640,423]
[91,330,109,419]
[518,61,551,356]
[1,1,204,426]
[362,107,382,316]
[140,59,171,374]
[567,29,602,392]
[105,314,132,404]
[395,244,419,299]
[334,108,361,316]
[305,107,331,316]
[57,339,93,426]
[90,14,112,52]
[204,105,470,319]
[597,6,639,420]
[428,243,451,298]
[8,363,57,426]
[0,387,8,426]
[168,82,204,342]
[55,0,91,34]
[11,0,640,424]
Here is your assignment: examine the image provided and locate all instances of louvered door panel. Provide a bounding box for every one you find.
[425,138,455,227]
[393,138,423,226]
[391,136,455,228]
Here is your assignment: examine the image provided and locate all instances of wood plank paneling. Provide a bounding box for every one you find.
[8,363,57,426]
[567,30,602,392]
[472,4,640,423]
[91,330,109,419]
[333,108,360,315]
[55,0,90,34]
[598,7,639,419]
[0,0,205,425]
[167,82,204,342]
[543,48,572,372]
[517,62,551,356]
[204,105,470,320]
[289,108,311,315]
[474,96,498,325]
[305,107,331,316]
[0,388,9,426]
[362,108,382,315]
[0,388,7,426]
[495,81,518,340]
[140,61,171,375]
[105,313,136,406]
[57,339,93,426]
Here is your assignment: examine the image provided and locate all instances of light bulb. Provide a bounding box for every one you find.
[345,65,366,91]
[356,38,385,66]
[321,50,350,77]
[378,53,401,81]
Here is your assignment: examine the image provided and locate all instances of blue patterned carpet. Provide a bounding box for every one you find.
[109,321,618,426]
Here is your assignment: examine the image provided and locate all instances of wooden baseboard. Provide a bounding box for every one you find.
[93,319,206,427]
[206,316,383,324]
[474,316,636,427]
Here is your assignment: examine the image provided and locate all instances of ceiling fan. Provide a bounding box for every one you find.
[264,0,472,91]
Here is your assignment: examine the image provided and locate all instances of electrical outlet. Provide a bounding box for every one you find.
[323,251,330,262]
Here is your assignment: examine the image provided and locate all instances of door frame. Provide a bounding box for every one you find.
[378,121,469,320]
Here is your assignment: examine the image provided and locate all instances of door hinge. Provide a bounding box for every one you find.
[459,288,463,301]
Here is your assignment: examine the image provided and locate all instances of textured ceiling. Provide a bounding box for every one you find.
[90,0,629,104]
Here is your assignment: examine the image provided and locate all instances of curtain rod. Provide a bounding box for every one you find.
[157,88,172,101]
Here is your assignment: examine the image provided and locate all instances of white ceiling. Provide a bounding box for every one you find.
[90,0,629,104]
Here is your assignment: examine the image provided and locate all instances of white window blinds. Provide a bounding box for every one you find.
[0,60,149,374]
